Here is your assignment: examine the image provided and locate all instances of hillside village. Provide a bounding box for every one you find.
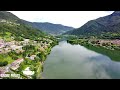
[0,36,58,79]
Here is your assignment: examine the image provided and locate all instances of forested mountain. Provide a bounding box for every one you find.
[22,20,74,35]
[0,11,46,40]
[65,11,120,39]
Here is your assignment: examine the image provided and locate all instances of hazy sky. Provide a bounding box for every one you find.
[9,11,114,28]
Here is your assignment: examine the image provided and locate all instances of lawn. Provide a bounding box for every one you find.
[0,54,14,64]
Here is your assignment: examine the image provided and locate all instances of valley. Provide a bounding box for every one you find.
[0,11,120,79]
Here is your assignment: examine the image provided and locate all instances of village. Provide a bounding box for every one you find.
[0,36,56,79]
[88,39,120,50]
[67,38,120,51]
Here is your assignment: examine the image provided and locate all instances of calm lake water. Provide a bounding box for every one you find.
[42,41,120,79]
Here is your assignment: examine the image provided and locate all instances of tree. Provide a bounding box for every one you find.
[12,56,18,60]
[0,61,8,66]
[34,57,40,62]
[22,51,27,57]
[37,53,41,58]
[0,62,3,66]
[3,61,8,66]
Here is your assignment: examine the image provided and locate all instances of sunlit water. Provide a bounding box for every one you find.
[42,41,120,79]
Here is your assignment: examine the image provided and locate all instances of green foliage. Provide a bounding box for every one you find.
[0,61,8,66]
[0,21,46,41]
[65,11,120,39]
[22,45,35,51]
[8,51,21,60]
[0,54,14,64]
[68,38,120,61]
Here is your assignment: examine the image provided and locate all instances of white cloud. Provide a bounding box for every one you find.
[9,11,114,28]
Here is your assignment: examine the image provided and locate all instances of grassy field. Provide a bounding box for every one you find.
[0,54,14,64]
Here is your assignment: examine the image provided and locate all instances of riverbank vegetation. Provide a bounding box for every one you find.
[67,38,120,61]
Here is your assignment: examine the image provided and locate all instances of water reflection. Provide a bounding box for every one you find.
[42,41,120,79]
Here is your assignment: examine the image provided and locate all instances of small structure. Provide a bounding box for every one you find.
[10,58,24,70]
[0,67,7,74]
[0,49,2,52]
[112,39,120,45]
[0,39,4,43]
[24,39,29,44]
[10,45,23,51]
[29,55,36,60]
[22,67,34,76]
[26,55,36,60]
[39,47,45,52]
[44,45,48,49]
[0,44,5,48]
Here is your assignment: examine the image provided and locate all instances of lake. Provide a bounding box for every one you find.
[42,41,120,79]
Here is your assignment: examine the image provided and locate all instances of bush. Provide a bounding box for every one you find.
[12,56,18,60]
[3,61,8,66]
[0,61,8,66]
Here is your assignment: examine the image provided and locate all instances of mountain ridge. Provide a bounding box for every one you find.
[22,20,74,35]
[1,11,74,35]
[65,11,120,38]
[0,11,46,40]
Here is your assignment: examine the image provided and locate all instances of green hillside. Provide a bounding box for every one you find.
[65,11,120,39]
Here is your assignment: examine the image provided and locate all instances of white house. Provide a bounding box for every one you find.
[29,55,36,60]
[22,67,34,76]
[10,45,23,51]
[24,39,29,43]
[26,55,36,60]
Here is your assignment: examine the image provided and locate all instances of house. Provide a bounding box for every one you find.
[10,45,23,51]
[33,41,37,44]
[22,67,34,76]
[0,39,4,43]
[9,41,15,45]
[0,44,4,48]
[0,67,7,74]
[24,39,29,43]
[3,48,11,53]
[0,49,2,52]
[10,58,24,70]
[112,40,120,45]
[39,47,45,52]
[26,55,36,60]
[44,45,48,49]
[11,58,24,65]
[29,55,36,60]
[4,48,10,51]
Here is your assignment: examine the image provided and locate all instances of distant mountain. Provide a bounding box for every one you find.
[65,11,120,37]
[0,11,74,37]
[22,20,75,35]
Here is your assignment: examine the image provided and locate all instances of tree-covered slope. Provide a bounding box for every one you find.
[0,11,46,40]
[65,11,120,37]
[22,20,74,35]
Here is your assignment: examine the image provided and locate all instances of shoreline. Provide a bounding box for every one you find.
[67,39,120,61]
[36,42,58,79]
